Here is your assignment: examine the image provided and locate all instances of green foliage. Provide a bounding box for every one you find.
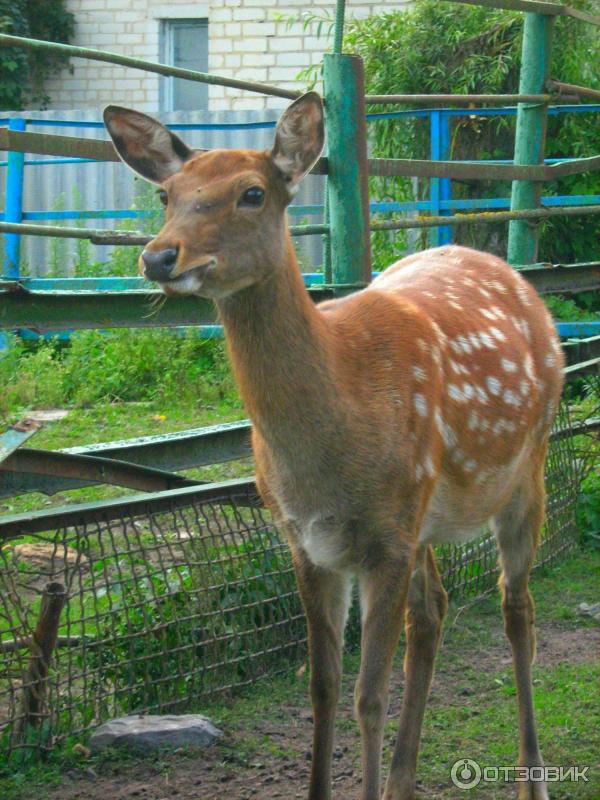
[0,329,238,420]
[344,0,600,263]
[544,292,600,322]
[283,1,600,266]
[0,1,74,110]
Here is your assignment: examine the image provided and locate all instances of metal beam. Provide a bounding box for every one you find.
[0,34,301,100]
[0,421,253,498]
[0,128,329,177]
[1,449,204,494]
[0,477,260,540]
[561,335,600,367]
[445,0,600,25]
[368,205,600,231]
[364,92,578,105]
[0,419,42,463]
[0,285,334,332]
[518,261,600,295]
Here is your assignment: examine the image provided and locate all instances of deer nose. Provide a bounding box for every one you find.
[141,248,178,282]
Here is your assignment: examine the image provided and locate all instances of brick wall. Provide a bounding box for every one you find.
[41,0,410,112]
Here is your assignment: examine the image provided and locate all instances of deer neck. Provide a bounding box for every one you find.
[216,235,338,454]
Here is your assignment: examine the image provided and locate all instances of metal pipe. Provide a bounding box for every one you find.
[445,0,600,25]
[364,93,578,105]
[0,220,329,242]
[369,204,600,231]
[4,118,25,279]
[323,54,372,287]
[546,80,600,102]
[0,34,302,100]
[508,12,554,264]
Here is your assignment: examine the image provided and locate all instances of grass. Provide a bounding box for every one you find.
[1,549,597,800]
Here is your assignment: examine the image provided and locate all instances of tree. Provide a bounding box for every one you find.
[0,0,74,110]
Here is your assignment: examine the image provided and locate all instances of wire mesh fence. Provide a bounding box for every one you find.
[0,374,597,760]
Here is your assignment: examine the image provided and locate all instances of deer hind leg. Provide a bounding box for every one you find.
[383,545,448,800]
[291,547,352,800]
[492,458,549,800]
[355,542,415,800]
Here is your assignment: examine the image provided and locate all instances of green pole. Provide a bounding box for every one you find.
[323,54,372,288]
[507,12,554,265]
[322,0,348,284]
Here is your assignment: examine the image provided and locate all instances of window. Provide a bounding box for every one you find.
[160,19,209,111]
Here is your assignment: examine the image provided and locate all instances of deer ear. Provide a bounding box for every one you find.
[271,92,324,189]
[103,106,194,184]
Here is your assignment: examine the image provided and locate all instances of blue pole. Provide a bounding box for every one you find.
[429,111,452,247]
[439,112,452,245]
[4,117,25,279]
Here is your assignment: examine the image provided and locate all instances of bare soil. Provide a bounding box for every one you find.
[29,618,598,800]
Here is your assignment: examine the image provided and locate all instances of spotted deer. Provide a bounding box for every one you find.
[104,92,564,800]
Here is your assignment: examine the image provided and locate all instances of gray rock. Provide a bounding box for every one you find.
[90,714,223,753]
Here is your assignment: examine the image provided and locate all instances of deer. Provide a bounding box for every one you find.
[104,92,564,800]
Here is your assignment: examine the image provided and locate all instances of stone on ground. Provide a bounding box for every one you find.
[90,714,223,753]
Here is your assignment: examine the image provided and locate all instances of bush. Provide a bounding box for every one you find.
[1,329,238,420]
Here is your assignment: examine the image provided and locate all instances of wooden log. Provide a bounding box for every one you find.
[17,581,67,733]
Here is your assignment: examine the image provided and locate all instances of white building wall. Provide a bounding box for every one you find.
[41,0,410,112]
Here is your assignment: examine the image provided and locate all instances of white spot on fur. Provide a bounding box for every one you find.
[462,383,475,400]
[478,332,496,349]
[481,309,497,321]
[520,379,530,396]
[503,389,521,407]
[544,353,556,368]
[475,385,489,404]
[489,326,507,343]
[413,365,427,382]
[451,449,465,465]
[423,454,435,477]
[469,333,482,350]
[468,410,479,430]
[448,383,467,403]
[414,394,428,417]
[464,459,477,472]
[501,358,517,373]
[456,335,472,355]
[487,376,501,396]
[516,282,532,305]
[524,354,536,382]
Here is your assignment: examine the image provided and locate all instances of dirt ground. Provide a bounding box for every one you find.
[27,614,598,800]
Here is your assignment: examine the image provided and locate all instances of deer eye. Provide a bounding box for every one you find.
[238,186,265,207]
[158,190,168,207]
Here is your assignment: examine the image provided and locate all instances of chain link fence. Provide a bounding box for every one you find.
[0,375,597,759]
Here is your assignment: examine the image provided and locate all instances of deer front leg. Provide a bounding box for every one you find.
[355,543,414,800]
[384,546,448,800]
[291,547,352,800]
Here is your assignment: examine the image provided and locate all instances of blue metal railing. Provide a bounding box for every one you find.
[1,104,599,273]
[1,104,599,342]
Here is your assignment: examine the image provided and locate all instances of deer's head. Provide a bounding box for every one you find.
[103,93,324,299]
